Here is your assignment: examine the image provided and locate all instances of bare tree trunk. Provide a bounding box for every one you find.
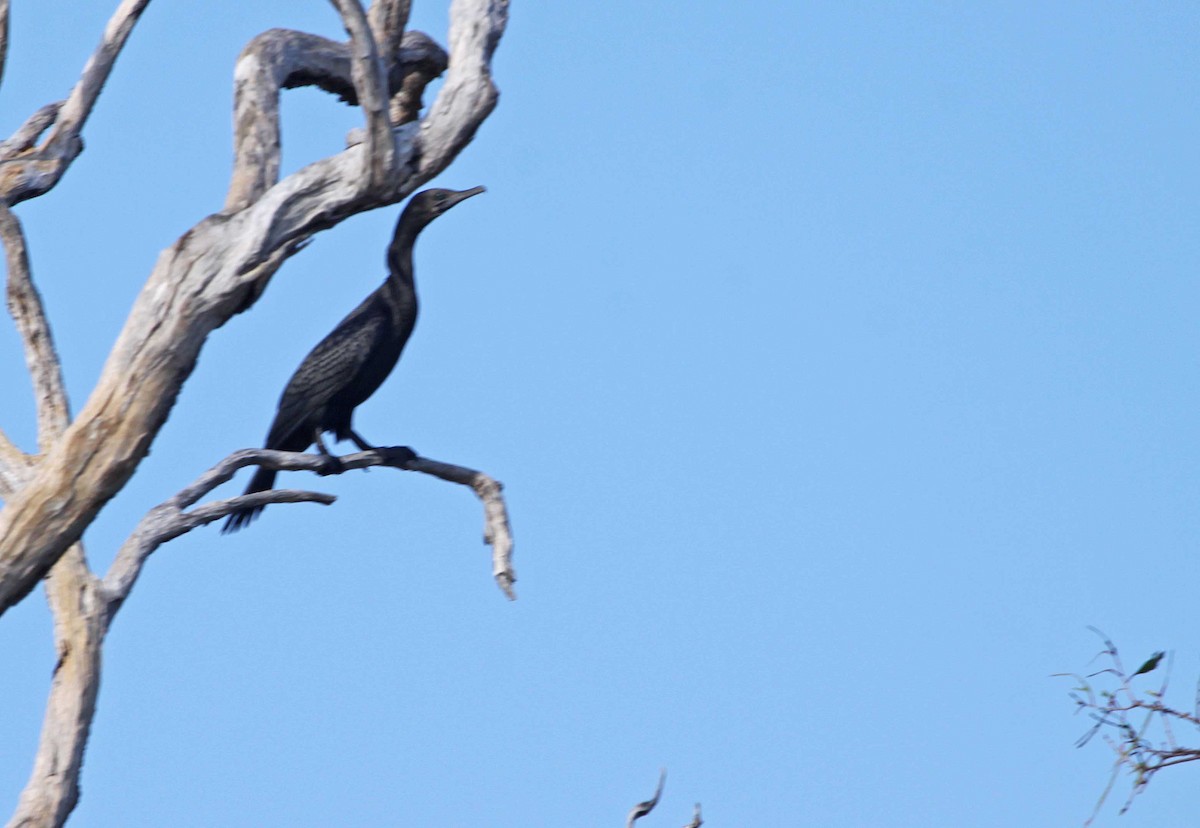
[0,1,511,825]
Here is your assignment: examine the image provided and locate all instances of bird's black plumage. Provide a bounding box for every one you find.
[223,186,484,532]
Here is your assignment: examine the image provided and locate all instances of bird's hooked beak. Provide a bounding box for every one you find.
[447,185,486,208]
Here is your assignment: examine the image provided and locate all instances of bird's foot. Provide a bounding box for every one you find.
[391,446,418,467]
[315,453,344,476]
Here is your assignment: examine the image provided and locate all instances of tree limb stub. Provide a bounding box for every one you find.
[0,0,506,618]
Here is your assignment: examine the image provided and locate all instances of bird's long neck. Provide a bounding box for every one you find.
[382,219,422,311]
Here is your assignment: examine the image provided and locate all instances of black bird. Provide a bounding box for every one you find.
[223,185,485,532]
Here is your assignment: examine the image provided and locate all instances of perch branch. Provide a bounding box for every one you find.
[0,202,69,449]
[102,445,515,615]
[5,2,506,825]
[404,455,516,599]
[0,0,506,618]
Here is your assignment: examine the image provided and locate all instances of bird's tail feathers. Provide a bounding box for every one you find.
[221,466,277,533]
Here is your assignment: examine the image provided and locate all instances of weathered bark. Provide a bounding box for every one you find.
[0,0,151,205]
[1,0,511,825]
[102,445,516,612]
[224,29,446,213]
[7,443,513,828]
[7,548,103,828]
[0,204,69,449]
[626,771,667,828]
[0,169,96,828]
[0,0,10,92]
[0,0,509,618]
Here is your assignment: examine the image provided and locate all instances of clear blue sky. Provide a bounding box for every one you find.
[1,2,1198,825]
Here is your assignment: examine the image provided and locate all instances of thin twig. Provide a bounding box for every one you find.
[626,770,667,828]
[1064,633,1200,823]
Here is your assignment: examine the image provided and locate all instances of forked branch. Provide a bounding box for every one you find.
[3,2,510,824]
[1061,629,1200,824]
[103,445,517,617]
[0,0,508,618]
[0,0,151,204]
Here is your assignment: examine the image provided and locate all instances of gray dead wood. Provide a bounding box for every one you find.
[626,770,667,828]
[1,0,510,825]
[0,0,508,618]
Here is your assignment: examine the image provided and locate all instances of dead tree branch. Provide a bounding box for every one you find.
[0,104,64,161]
[627,770,667,828]
[3,158,94,828]
[0,428,32,497]
[417,0,507,176]
[1060,629,1200,824]
[0,0,151,204]
[224,29,446,213]
[104,445,516,610]
[329,0,395,188]
[0,0,508,618]
[2,2,509,822]
[10,439,512,826]
[368,0,411,64]
[7,545,103,828]
[0,0,9,92]
[0,203,69,449]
